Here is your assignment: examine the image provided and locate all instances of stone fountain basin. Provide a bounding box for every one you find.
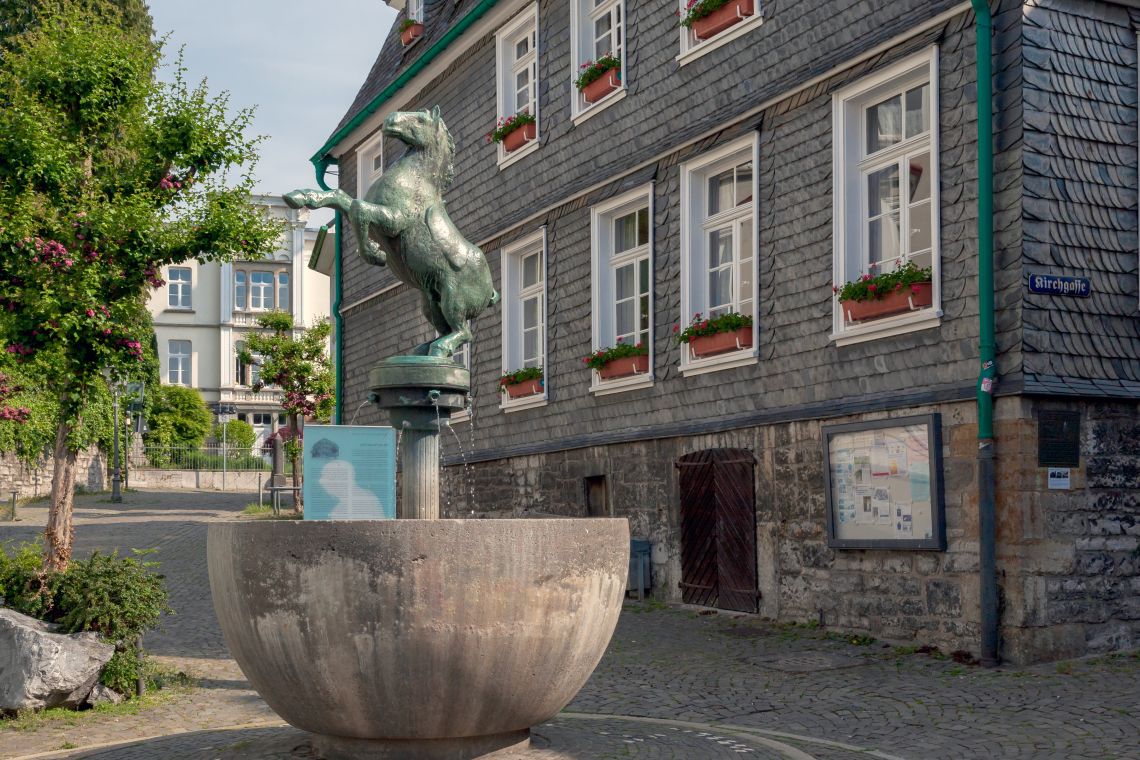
[208,518,629,746]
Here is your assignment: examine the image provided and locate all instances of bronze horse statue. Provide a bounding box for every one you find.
[284,107,499,358]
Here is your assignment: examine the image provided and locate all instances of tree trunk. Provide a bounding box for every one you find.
[290,413,303,514]
[43,421,78,572]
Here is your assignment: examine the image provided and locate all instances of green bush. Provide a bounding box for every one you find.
[1,543,172,695]
[214,419,256,455]
[145,385,211,448]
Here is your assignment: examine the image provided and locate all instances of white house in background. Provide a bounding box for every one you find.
[148,195,332,446]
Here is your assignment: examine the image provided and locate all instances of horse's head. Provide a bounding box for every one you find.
[382,106,456,186]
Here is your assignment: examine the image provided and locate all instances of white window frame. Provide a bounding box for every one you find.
[677,0,764,67]
[831,47,942,346]
[407,0,423,23]
[495,4,540,169]
[249,271,275,311]
[570,0,627,124]
[167,266,192,310]
[500,228,548,412]
[168,340,191,386]
[590,184,654,395]
[357,131,384,197]
[277,271,290,312]
[679,133,759,377]
[234,270,247,311]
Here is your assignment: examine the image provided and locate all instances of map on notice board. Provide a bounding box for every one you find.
[302,425,396,520]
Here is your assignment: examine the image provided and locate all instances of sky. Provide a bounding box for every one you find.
[148,0,397,226]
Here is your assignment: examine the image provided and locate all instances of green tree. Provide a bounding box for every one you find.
[145,385,211,448]
[238,312,334,512]
[0,1,280,570]
[214,418,256,456]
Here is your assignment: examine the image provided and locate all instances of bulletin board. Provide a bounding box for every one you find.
[822,414,945,550]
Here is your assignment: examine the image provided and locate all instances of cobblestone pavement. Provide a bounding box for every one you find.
[2,489,1138,760]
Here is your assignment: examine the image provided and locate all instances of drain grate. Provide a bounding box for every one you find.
[751,651,870,673]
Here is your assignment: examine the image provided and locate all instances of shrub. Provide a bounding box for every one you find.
[0,540,51,619]
[51,549,171,644]
[214,419,255,455]
[145,385,211,448]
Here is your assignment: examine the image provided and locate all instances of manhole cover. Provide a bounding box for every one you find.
[752,651,869,672]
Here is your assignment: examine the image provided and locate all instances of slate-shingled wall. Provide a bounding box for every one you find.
[327,0,1140,661]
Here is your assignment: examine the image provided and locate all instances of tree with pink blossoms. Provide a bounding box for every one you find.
[238,311,334,514]
[0,2,279,570]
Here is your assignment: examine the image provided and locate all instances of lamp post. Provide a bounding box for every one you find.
[102,369,124,504]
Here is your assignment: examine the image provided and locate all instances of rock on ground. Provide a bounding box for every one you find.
[0,608,114,711]
[85,684,125,707]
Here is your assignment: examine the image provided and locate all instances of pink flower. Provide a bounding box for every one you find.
[911,284,922,293]
[86,309,95,317]
[867,284,877,292]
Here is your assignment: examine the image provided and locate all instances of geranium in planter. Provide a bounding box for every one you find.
[486,111,537,154]
[584,341,648,381]
[500,366,544,399]
[678,0,756,41]
[399,18,424,46]
[575,55,621,104]
[675,311,753,359]
[835,261,933,324]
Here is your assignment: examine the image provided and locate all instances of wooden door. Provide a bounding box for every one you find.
[677,449,759,613]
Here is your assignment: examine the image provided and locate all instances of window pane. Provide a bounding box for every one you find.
[909,201,932,254]
[614,211,639,253]
[709,227,732,268]
[637,207,649,246]
[615,262,634,300]
[735,161,753,206]
[372,152,383,173]
[638,257,649,293]
[867,165,899,217]
[523,296,539,330]
[278,272,289,309]
[515,37,528,59]
[707,168,734,216]
[523,330,538,365]
[905,84,929,138]
[522,252,540,288]
[616,299,634,338]
[866,94,902,154]
[908,152,930,204]
[739,219,754,306]
[868,213,900,266]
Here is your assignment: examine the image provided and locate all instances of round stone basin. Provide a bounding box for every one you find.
[208,518,629,758]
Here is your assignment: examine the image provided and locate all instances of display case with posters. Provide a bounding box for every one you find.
[822,414,945,550]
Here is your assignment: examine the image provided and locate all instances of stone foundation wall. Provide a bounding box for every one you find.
[439,395,1140,664]
[0,449,107,501]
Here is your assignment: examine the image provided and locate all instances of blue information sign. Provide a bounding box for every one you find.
[302,425,397,520]
[1028,274,1091,298]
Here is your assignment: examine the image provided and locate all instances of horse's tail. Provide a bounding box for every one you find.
[488,289,500,307]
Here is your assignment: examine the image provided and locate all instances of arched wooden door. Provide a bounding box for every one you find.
[676,448,759,613]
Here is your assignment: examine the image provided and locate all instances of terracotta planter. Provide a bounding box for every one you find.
[842,282,933,323]
[687,326,753,359]
[400,23,423,46]
[581,68,621,103]
[500,121,537,153]
[690,0,755,40]
[503,377,543,399]
[597,353,649,381]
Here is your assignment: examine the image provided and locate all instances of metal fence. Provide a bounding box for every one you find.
[135,445,273,472]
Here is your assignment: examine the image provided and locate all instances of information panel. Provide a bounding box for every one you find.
[302,425,397,520]
[822,414,945,550]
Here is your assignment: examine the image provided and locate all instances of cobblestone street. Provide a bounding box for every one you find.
[1,490,1138,759]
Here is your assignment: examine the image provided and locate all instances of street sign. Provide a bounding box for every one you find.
[1028,274,1091,297]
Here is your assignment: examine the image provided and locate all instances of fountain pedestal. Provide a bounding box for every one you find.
[368,355,469,520]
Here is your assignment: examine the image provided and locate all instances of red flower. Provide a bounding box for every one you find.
[867,284,877,292]
[911,284,922,293]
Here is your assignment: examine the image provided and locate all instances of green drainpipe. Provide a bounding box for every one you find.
[971,0,999,667]
[313,157,345,424]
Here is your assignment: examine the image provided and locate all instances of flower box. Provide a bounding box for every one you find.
[501,121,536,153]
[400,22,423,46]
[582,69,620,103]
[691,0,755,41]
[689,326,753,359]
[842,282,933,324]
[503,377,543,399]
[598,353,649,381]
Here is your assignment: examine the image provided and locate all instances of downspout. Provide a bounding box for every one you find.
[313,159,345,424]
[971,0,999,667]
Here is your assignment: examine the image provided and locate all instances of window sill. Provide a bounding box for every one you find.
[448,409,470,424]
[500,391,547,412]
[677,14,764,67]
[830,309,942,347]
[589,371,653,396]
[571,87,627,127]
[497,137,540,170]
[679,348,757,377]
[164,308,195,313]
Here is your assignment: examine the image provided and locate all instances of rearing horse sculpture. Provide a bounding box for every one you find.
[284,107,499,357]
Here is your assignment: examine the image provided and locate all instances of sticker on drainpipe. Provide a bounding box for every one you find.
[1047,468,1070,490]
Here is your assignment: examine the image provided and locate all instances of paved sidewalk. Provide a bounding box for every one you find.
[1,489,1138,760]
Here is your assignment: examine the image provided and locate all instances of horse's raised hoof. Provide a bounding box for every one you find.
[282,190,309,209]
